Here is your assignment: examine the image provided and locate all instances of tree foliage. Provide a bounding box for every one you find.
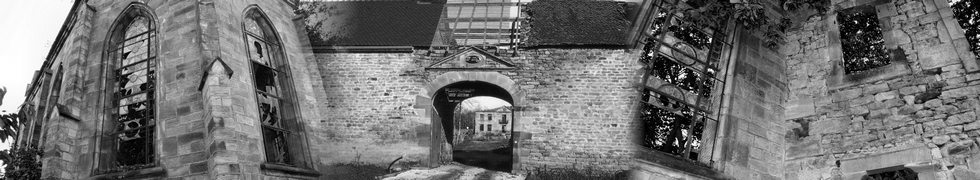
[669,0,829,48]
[0,112,19,143]
[0,146,43,180]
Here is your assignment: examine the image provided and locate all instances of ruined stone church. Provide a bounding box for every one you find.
[11,0,980,179]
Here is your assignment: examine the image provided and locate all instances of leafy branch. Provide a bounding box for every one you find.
[0,146,43,179]
[667,0,829,49]
[0,112,20,143]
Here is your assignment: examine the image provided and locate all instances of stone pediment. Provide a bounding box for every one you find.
[426,46,516,70]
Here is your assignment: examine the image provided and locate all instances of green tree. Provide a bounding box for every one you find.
[0,85,41,180]
[0,146,43,180]
[0,112,17,143]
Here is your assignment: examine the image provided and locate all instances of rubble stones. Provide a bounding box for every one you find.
[947,112,977,125]
[933,135,952,145]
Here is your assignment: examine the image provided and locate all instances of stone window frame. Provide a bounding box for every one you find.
[937,0,980,72]
[838,146,942,180]
[92,2,166,177]
[837,5,892,74]
[825,0,913,90]
[862,166,917,179]
[241,5,319,176]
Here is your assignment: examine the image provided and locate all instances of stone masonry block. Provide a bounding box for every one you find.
[916,13,941,24]
[864,83,891,94]
[876,3,898,17]
[947,112,977,126]
[942,86,978,99]
[833,88,863,102]
[874,91,898,101]
[785,97,816,120]
[918,43,958,70]
[811,118,844,135]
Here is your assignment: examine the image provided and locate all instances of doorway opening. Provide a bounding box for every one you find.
[433,81,514,172]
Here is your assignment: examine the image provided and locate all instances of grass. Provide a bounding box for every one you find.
[525,166,630,180]
[320,162,389,180]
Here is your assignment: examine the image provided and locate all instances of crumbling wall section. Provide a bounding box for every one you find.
[782,0,980,179]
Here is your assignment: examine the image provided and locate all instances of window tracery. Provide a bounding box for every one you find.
[99,6,158,174]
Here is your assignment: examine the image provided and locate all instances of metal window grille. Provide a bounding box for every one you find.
[838,6,890,74]
[950,0,980,60]
[103,15,158,172]
[244,11,304,166]
[635,0,733,166]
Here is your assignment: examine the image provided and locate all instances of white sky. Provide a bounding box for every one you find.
[458,96,511,111]
[0,0,74,150]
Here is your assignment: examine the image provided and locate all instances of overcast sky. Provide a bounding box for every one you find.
[0,0,74,150]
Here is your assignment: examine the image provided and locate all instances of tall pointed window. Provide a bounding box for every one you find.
[635,0,732,165]
[243,7,310,168]
[99,4,157,173]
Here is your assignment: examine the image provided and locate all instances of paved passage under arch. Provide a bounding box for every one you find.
[432,81,515,172]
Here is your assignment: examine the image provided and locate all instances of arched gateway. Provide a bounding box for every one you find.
[416,71,523,172]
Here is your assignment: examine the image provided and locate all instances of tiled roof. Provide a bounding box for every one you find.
[304,1,445,46]
[523,0,630,46]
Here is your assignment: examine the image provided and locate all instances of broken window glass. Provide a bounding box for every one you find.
[116,129,152,166]
[247,12,302,166]
[109,14,156,168]
[838,7,890,74]
[263,127,291,164]
[257,94,282,128]
[951,0,980,60]
[648,55,715,98]
[245,18,264,37]
[248,36,272,65]
[638,101,706,160]
[637,0,729,164]
[125,17,148,37]
[252,62,280,96]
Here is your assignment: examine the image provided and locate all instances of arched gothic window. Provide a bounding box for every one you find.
[243,7,309,167]
[99,4,158,173]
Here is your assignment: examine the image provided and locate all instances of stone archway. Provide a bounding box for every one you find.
[414,71,523,172]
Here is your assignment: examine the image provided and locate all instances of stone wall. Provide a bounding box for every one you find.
[310,52,431,179]
[24,0,316,179]
[782,0,980,179]
[205,0,321,179]
[507,49,640,172]
[720,31,791,180]
[309,48,642,176]
[69,0,211,179]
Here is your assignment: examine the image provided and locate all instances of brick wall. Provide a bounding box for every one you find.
[782,0,980,179]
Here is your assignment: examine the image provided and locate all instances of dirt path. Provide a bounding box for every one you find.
[380,163,525,180]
